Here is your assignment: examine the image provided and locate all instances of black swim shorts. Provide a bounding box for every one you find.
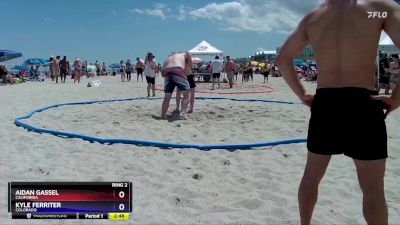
[187,74,196,89]
[212,73,220,79]
[307,87,387,160]
[146,76,155,84]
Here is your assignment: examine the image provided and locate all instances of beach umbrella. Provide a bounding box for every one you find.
[293,59,307,66]
[109,63,120,69]
[13,65,31,71]
[24,58,49,66]
[0,50,23,62]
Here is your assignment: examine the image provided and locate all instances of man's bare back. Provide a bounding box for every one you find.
[163,52,188,70]
[280,0,400,90]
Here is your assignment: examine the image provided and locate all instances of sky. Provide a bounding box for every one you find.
[0,0,397,66]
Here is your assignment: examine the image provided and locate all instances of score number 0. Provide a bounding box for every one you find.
[118,191,125,211]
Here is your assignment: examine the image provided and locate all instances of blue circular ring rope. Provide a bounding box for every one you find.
[14,97,307,150]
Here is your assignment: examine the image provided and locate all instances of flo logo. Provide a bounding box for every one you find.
[367,11,388,18]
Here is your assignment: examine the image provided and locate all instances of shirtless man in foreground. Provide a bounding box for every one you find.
[276,0,400,224]
[161,51,192,119]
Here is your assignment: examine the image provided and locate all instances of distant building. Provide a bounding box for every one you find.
[297,45,315,61]
[276,44,400,61]
[253,50,277,61]
[234,57,250,64]
[276,45,315,61]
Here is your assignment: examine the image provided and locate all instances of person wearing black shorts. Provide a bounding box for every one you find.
[59,56,69,83]
[262,66,270,83]
[176,72,196,113]
[211,55,223,89]
[126,59,132,81]
[146,76,155,84]
[135,57,144,82]
[145,76,155,96]
[277,1,400,224]
[144,52,157,97]
[308,88,387,160]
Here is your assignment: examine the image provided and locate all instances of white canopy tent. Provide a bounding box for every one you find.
[189,40,223,57]
[379,31,394,45]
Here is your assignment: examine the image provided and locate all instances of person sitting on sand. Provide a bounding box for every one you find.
[29,66,36,79]
[161,51,192,119]
[0,65,15,85]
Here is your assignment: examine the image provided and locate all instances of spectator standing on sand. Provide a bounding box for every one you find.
[136,57,145,82]
[211,55,223,90]
[144,52,157,97]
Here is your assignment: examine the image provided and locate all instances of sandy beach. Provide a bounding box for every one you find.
[1,74,399,224]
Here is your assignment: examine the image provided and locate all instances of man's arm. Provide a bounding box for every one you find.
[276,15,310,102]
[187,52,193,66]
[161,61,168,77]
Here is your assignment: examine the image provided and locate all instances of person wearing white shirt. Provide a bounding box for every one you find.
[211,55,223,89]
[144,52,157,97]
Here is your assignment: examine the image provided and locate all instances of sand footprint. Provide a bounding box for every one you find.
[257,191,288,205]
[231,199,263,210]
[171,187,201,199]
[167,195,203,210]
[207,205,236,213]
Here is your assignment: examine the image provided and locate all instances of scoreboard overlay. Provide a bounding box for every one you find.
[8,182,132,220]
